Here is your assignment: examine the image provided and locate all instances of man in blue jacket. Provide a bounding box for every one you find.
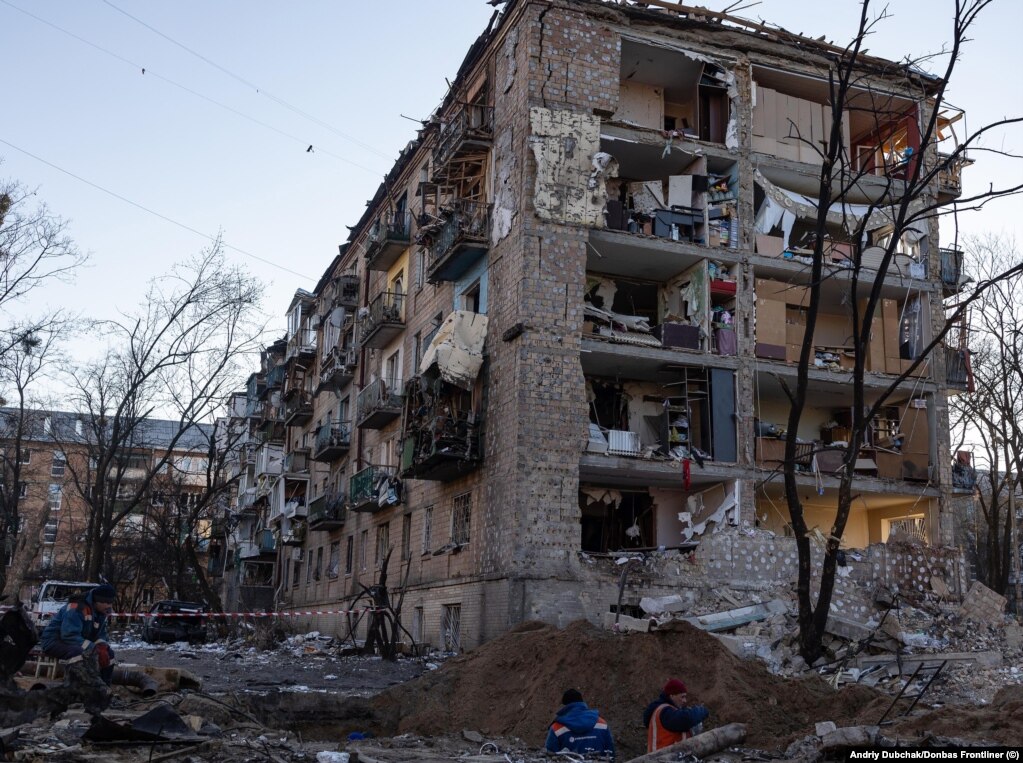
[40,584,117,712]
[546,688,615,758]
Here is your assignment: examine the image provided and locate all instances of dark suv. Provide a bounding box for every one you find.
[141,600,207,644]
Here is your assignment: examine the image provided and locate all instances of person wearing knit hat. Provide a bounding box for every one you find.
[40,583,117,713]
[545,688,616,757]
[642,677,709,753]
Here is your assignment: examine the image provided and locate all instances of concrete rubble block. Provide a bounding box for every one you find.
[640,594,688,615]
[602,611,651,633]
[853,651,1003,671]
[824,614,897,651]
[710,633,759,659]
[680,599,788,632]
[815,721,838,736]
[958,581,1007,626]
[1005,624,1023,650]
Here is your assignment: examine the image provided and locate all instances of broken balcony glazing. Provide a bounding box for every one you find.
[433,102,495,175]
[308,491,347,530]
[349,465,398,512]
[364,210,412,272]
[426,199,492,283]
[312,420,352,462]
[283,391,313,427]
[356,377,403,429]
[359,290,405,349]
[399,376,482,482]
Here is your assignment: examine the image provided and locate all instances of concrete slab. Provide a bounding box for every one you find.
[679,599,788,632]
[852,651,1002,671]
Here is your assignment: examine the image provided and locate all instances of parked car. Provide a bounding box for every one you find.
[30,580,102,633]
[141,600,207,644]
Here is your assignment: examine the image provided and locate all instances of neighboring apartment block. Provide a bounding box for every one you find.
[0,408,214,604]
[215,0,974,650]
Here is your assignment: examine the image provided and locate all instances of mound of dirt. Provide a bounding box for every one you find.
[371,620,882,758]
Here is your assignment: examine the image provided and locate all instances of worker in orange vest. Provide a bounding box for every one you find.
[642,678,709,753]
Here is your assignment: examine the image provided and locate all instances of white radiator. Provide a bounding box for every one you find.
[606,430,641,457]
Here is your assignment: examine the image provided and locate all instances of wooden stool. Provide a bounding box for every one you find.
[33,653,61,680]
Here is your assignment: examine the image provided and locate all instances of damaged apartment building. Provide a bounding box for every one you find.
[213,0,975,650]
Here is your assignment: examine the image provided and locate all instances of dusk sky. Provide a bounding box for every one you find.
[1,0,1020,348]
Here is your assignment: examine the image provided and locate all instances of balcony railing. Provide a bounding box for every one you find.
[434,102,495,174]
[944,345,971,391]
[308,492,347,529]
[318,346,358,392]
[286,328,317,361]
[281,522,306,546]
[284,449,309,474]
[264,364,286,393]
[284,392,313,427]
[401,410,482,481]
[350,465,395,512]
[334,273,361,309]
[356,377,403,429]
[365,210,412,272]
[358,291,405,349]
[257,528,276,553]
[428,200,492,283]
[312,421,352,462]
[936,151,966,199]
[940,247,965,293]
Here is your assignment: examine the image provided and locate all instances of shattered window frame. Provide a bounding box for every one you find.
[327,541,340,579]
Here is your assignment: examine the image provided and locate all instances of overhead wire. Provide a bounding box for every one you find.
[0,136,315,281]
[0,0,389,178]
[98,0,395,162]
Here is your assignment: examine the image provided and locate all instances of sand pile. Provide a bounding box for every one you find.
[371,620,881,758]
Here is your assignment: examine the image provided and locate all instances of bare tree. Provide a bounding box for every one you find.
[0,177,87,358]
[775,1,1023,661]
[61,241,264,583]
[949,236,1023,598]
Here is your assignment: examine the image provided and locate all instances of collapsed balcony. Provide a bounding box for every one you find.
[364,210,412,272]
[358,291,405,349]
[943,344,972,392]
[262,364,286,395]
[400,377,482,482]
[307,491,347,530]
[433,101,495,176]
[312,420,352,462]
[939,247,968,296]
[349,465,401,513]
[423,199,492,283]
[356,377,403,429]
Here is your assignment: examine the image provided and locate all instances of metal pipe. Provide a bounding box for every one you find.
[111,666,158,697]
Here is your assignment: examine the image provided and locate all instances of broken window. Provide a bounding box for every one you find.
[344,536,353,575]
[579,489,653,552]
[314,546,323,581]
[376,523,389,570]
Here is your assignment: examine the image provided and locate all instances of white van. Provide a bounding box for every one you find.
[31,580,101,632]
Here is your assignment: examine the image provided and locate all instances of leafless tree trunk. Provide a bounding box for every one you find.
[778,1,1023,661]
[59,240,264,583]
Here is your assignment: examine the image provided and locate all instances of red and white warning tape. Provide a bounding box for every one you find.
[111,607,385,619]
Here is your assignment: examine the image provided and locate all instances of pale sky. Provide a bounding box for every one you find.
[1,0,1020,350]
